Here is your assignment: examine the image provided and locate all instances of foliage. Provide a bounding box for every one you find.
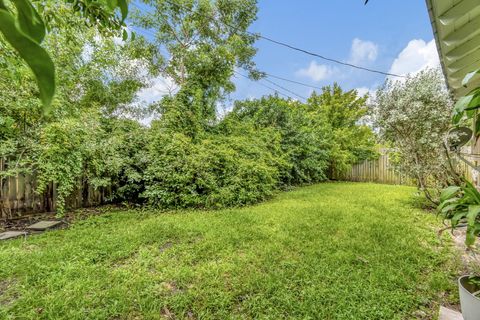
[134,0,260,139]
[0,0,376,213]
[143,125,284,209]
[0,0,130,108]
[372,69,457,203]
[438,180,480,247]
[36,116,94,213]
[306,84,377,176]
[0,1,152,214]
[452,68,480,128]
[222,95,330,185]
[0,183,459,319]
[439,67,480,248]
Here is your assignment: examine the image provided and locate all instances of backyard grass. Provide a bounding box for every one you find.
[0,182,459,319]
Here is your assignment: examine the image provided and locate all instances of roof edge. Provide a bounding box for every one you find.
[425,0,455,97]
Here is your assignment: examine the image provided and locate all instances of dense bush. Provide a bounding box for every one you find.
[221,96,330,185]
[142,125,286,209]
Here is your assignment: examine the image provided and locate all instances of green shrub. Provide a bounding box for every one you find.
[143,126,285,209]
[222,96,330,186]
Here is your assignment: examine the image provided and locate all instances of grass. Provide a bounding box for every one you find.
[0,182,460,319]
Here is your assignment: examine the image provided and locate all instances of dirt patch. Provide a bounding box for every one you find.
[0,279,18,307]
[160,306,176,319]
[0,205,122,234]
[159,241,174,253]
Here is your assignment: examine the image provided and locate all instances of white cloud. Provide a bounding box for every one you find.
[137,76,177,104]
[389,39,440,76]
[296,61,334,82]
[349,38,378,64]
[355,87,372,97]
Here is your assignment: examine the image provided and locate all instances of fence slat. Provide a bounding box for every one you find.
[341,151,409,185]
[0,160,109,219]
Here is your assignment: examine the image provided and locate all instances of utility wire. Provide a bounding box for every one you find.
[128,7,310,101]
[160,0,405,78]
[129,24,324,92]
[243,80,293,100]
[262,78,308,101]
[264,73,323,90]
[234,71,305,101]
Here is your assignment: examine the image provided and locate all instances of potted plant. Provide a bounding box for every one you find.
[439,181,480,319]
[442,68,480,319]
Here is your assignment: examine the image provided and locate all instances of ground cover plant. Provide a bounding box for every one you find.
[0,183,459,319]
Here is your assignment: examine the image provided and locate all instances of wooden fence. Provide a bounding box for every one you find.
[340,150,475,186]
[340,152,412,185]
[0,159,109,220]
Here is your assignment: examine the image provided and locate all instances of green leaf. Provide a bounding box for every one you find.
[467,205,480,227]
[465,91,480,111]
[463,68,480,87]
[13,0,45,43]
[463,180,480,203]
[122,28,128,41]
[451,211,467,226]
[117,0,128,21]
[438,197,459,212]
[0,10,55,108]
[441,203,459,215]
[465,225,478,246]
[452,95,474,124]
[440,186,461,202]
[106,0,117,10]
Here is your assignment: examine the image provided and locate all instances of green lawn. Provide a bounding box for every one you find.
[0,183,459,319]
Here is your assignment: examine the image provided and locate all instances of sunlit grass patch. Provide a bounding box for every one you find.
[0,183,459,319]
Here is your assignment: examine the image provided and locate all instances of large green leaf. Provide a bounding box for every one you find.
[117,0,128,21]
[451,210,467,226]
[13,0,45,43]
[441,203,460,214]
[466,225,479,246]
[440,186,461,202]
[0,10,55,108]
[467,205,480,227]
[438,197,459,212]
[463,68,480,87]
[452,95,474,124]
[462,180,480,203]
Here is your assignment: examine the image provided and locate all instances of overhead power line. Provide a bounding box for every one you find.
[130,25,320,93]
[264,73,323,90]
[262,78,308,101]
[234,71,306,101]
[159,0,404,78]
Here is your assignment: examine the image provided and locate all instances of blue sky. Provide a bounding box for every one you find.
[137,0,440,107]
[229,0,439,102]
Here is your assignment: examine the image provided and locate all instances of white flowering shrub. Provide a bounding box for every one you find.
[372,68,459,203]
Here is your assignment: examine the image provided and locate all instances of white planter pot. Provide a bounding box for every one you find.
[459,275,480,320]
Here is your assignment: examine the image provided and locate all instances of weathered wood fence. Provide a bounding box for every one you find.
[0,159,109,220]
[340,151,412,185]
[340,149,475,186]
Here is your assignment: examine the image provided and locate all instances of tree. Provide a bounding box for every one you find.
[371,68,458,203]
[222,95,330,185]
[0,0,129,108]
[133,0,260,139]
[306,84,376,177]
